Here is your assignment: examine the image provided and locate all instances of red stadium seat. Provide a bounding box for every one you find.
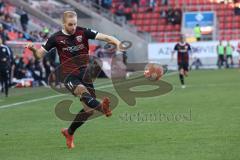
[132,13,137,19]
[152,13,160,19]
[226,23,233,29]
[219,23,225,30]
[137,13,144,19]
[144,19,151,25]
[152,19,159,25]
[125,0,239,42]
[150,25,158,32]
[158,25,165,31]
[226,16,233,22]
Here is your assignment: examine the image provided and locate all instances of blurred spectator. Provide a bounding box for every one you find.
[19,7,29,32]
[132,0,140,6]
[124,0,131,7]
[0,23,9,43]
[14,57,26,79]
[166,7,181,25]
[161,0,168,5]
[149,0,156,11]
[22,32,30,40]
[0,0,5,15]
[42,26,49,35]
[140,0,148,6]
[115,4,125,16]
[167,7,175,24]
[4,14,16,30]
[160,10,167,18]
[194,24,201,41]
[173,8,182,24]
[102,0,112,9]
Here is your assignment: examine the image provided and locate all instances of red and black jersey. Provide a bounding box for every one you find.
[174,42,191,64]
[42,26,98,75]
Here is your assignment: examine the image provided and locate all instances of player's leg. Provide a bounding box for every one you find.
[221,55,224,68]
[230,55,234,67]
[74,84,111,115]
[4,70,9,97]
[218,55,223,69]
[217,55,220,68]
[178,64,185,88]
[0,78,3,93]
[62,84,110,149]
[239,57,240,68]
[61,82,95,149]
[62,75,111,149]
[4,78,8,97]
[0,71,5,93]
[226,56,229,68]
[183,63,189,77]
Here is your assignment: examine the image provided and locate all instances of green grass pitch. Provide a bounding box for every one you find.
[0,69,239,160]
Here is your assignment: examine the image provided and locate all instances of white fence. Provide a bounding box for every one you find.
[148,40,240,69]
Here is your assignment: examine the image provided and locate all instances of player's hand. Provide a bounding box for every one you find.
[117,43,126,52]
[25,42,35,51]
[117,41,131,52]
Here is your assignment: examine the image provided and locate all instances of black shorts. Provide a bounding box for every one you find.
[226,55,232,59]
[64,67,96,97]
[218,55,224,61]
[178,63,189,71]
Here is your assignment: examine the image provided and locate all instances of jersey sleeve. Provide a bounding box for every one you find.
[187,43,192,51]
[42,35,56,52]
[84,28,98,40]
[174,44,178,51]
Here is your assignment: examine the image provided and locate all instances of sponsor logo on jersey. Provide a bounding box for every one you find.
[62,44,85,53]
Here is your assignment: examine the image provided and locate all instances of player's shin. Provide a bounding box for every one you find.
[179,74,184,85]
[81,92,103,112]
[68,109,93,135]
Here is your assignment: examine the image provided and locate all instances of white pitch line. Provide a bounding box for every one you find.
[0,94,65,109]
[0,72,178,109]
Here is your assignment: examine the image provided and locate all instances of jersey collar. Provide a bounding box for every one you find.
[61,29,71,36]
[179,42,186,46]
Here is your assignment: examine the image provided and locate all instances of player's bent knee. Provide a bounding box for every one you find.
[180,69,184,75]
[74,84,89,96]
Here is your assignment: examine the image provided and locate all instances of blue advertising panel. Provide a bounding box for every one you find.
[184,12,215,28]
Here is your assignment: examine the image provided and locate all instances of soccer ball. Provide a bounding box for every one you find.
[144,63,164,81]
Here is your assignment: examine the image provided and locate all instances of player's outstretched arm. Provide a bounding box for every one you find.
[25,42,46,60]
[95,33,124,51]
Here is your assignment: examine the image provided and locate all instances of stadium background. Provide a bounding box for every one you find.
[0,0,240,160]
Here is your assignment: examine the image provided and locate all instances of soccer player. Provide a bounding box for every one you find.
[216,40,225,69]
[26,11,124,149]
[172,35,192,88]
[225,41,234,68]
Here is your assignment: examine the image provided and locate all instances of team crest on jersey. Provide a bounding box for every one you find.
[60,40,66,44]
[76,36,82,42]
[2,48,6,52]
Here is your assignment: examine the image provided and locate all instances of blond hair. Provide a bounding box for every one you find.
[62,11,77,23]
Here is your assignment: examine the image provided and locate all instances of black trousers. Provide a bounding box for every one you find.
[0,69,9,97]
